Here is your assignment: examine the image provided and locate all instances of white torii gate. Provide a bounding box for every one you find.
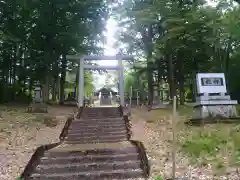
[66,55,133,107]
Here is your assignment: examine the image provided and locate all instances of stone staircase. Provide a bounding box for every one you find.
[21,107,149,180]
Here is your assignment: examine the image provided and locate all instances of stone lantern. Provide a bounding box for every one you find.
[27,86,47,113]
[34,86,42,103]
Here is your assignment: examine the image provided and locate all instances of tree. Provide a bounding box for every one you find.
[115,0,240,105]
[0,0,108,104]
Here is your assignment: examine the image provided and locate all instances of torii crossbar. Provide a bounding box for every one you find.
[66,55,134,107]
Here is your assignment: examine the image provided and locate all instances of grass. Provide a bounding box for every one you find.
[180,106,240,174]
[180,124,240,174]
[154,176,163,180]
[181,131,227,157]
[143,104,240,175]
[16,177,23,180]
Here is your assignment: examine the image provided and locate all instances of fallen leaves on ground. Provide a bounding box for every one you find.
[0,105,74,180]
[130,108,240,180]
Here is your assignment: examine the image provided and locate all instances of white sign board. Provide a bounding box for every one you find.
[196,73,227,94]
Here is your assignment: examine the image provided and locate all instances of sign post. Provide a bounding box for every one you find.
[172,96,177,180]
[192,73,238,120]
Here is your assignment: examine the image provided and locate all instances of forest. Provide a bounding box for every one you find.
[0,0,106,104]
[1,1,240,179]
[120,0,240,104]
[1,0,240,105]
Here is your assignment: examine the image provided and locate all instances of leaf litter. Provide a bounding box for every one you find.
[0,105,74,180]
[130,108,240,180]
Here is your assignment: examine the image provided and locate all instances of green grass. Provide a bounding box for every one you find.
[154,176,163,180]
[181,130,228,157]
[236,104,240,113]
[180,123,240,172]
[16,177,23,180]
[143,104,240,175]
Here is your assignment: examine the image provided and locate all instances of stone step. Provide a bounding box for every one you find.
[35,160,141,174]
[46,142,136,152]
[29,169,144,180]
[82,107,120,111]
[82,112,121,114]
[70,120,125,126]
[41,153,140,165]
[81,115,121,119]
[81,113,121,115]
[73,118,123,122]
[67,126,127,133]
[65,138,128,144]
[67,130,127,137]
[66,134,127,142]
[20,107,148,180]
[68,123,126,130]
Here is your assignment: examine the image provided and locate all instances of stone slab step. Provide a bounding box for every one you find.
[81,116,121,119]
[41,153,140,165]
[81,111,121,114]
[66,134,126,140]
[75,118,123,121]
[47,142,136,152]
[35,160,141,174]
[68,123,126,129]
[65,138,127,144]
[67,130,127,137]
[70,122,125,127]
[72,119,124,124]
[29,169,144,180]
[65,138,127,143]
[67,126,127,133]
[81,114,121,116]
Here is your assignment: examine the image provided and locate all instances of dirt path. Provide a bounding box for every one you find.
[130,109,175,179]
[130,108,205,180]
[0,105,75,180]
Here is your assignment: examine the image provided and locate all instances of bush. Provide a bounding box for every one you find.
[185,88,193,101]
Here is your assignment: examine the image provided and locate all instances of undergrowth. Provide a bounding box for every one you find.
[181,124,240,171]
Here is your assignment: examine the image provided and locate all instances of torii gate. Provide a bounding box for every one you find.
[66,55,133,107]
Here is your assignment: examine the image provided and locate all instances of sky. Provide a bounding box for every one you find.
[93,17,118,89]
[93,0,217,89]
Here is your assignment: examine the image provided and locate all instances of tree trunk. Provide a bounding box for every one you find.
[191,58,198,102]
[52,77,57,101]
[28,78,34,97]
[146,25,154,105]
[56,76,60,100]
[179,79,185,105]
[168,53,176,102]
[60,53,67,105]
[147,61,153,105]
[42,76,50,102]
[11,43,20,101]
[224,37,232,91]
[178,51,185,105]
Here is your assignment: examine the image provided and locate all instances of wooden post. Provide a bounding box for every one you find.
[172,96,177,179]
[118,58,125,107]
[129,86,132,116]
[130,86,132,107]
[137,91,139,107]
[78,57,84,107]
